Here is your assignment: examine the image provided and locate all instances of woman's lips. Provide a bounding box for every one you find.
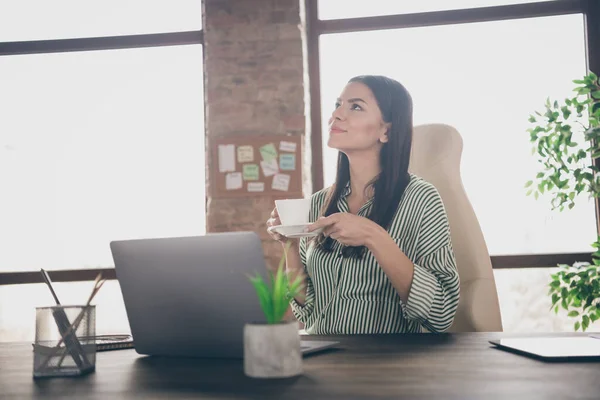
[329,127,346,134]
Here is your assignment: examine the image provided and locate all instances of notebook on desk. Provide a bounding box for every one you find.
[110,232,338,359]
[94,334,134,352]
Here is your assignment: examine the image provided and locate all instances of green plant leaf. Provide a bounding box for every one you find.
[574,321,581,331]
[249,274,274,324]
[582,315,590,331]
[568,310,579,317]
[525,180,533,188]
[551,293,559,307]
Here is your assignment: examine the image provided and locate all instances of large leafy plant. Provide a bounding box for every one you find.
[526,72,600,331]
[248,242,304,324]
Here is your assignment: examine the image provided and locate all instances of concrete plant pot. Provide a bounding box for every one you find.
[243,321,302,378]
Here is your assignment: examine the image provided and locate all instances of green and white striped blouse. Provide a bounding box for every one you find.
[290,174,460,334]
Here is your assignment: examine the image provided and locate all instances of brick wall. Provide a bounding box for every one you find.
[203,0,308,270]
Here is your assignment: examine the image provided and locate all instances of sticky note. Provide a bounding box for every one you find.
[218,144,235,173]
[259,143,278,162]
[260,159,279,177]
[225,172,243,190]
[247,182,265,192]
[272,173,290,191]
[237,145,254,163]
[279,141,297,152]
[279,153,295,171]
[243,164,259,181]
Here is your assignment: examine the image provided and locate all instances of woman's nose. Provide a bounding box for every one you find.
[331,106,344,121]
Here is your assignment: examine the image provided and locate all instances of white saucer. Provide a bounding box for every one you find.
[268,223,323,238]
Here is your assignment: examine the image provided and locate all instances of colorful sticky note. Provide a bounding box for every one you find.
[225,172,243,190]
[218,144,235,172]
[237,145,254,163]
[260,159,279,177]
[247,182,265,192]
[272,173,290,191]
[279,141,297,152]
[242,164,259,181]
[259,143,278,162]
[279,153,296,171]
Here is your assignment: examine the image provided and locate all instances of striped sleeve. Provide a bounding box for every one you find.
[402,186,460,333]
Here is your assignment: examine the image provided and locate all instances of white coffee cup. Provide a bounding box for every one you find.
[275,198,310,226]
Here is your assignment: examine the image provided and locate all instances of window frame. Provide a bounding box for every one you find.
[304,0,600,269]
[0,17,204,285]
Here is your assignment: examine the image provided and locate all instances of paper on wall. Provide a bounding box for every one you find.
[259,143,278,162]
[272,173,290,192]
[279,141,297,152]
[237,145,254,163]
[247,182,265,192]
[218,144,235,173]
[260,159,279,177]
[225,172,243,190]
[242,164,260,180]
[279,153,295,171]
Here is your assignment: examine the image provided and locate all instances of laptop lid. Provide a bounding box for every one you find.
[111,232,269,359]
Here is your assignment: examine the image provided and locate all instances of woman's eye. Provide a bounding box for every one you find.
[334,102,341,109]
[350,104,362,111]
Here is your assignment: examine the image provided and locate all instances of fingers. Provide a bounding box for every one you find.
[323,226,338,237]
[307,214,338,232]
[266,208,282,228]
[266,217,280,228]
[266,207,284,242]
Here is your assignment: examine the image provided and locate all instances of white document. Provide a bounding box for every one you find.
[247,182,265,192]
[218,144,236,172]
[260,159,279,177]
[272,173,290,191]
[279,141,297,152]
[225,172,243,190]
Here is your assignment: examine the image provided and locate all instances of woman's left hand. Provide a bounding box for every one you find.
[307,212,382,247]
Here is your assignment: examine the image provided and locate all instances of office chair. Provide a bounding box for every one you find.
[409,123,503,332]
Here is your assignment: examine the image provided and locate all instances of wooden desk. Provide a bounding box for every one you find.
[1,333,599,399]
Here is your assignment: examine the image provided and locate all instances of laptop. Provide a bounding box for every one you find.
[110,231,338,359]
[489,336,600,361]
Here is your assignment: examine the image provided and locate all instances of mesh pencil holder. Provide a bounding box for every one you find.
[33,305,96,378]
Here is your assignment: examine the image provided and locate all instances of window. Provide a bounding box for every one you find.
[0,2,204,342]
[319,13,596,256]
[0,0,202,41]
[0,45,206,272]
[318,0,559,20]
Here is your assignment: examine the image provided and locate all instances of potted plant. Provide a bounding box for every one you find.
[244,241,305,378]
[526,71,600,332]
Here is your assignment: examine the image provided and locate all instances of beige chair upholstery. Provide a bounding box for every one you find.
[408,123,503,332]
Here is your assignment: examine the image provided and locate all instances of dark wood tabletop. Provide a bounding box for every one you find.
[1,332,599,400]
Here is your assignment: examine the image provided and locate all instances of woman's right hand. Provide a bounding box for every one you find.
[266,207,286,243]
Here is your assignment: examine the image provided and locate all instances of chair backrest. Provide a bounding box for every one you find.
[408,123,503,332]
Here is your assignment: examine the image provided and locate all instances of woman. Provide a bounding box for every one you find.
[266,75,460,334]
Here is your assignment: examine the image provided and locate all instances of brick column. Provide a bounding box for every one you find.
[203,0,309,271]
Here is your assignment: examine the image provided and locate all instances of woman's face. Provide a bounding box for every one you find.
[327,81,390,153]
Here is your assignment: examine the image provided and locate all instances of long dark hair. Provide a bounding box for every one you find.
[315,75,413,258]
